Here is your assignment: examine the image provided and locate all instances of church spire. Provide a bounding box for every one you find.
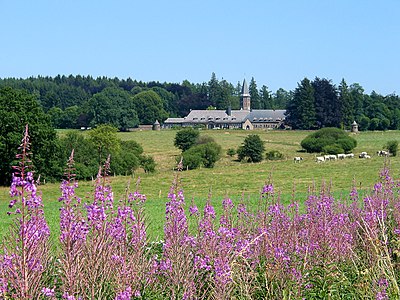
[240,79,251,110]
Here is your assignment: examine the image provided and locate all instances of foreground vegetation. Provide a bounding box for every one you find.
[1,128,400,299]
[1,129,400,241]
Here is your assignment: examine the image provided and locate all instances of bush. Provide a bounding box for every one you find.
[174,128,200,151]
[140,155,156,173]
[386,140,398,157]
[237,134,265,163]
[180,149,202,170]
[227,148,236,157]
[266,150,284,161]
[301,128,357,153]
[322,144,344,155]
[180,142,222,169]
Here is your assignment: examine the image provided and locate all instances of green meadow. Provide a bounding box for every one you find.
[1,129,399,242]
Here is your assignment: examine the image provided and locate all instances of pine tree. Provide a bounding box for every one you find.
[338,78,354,129]
[249,77,261,109]
[285,78,316,129]
[312,77,340,128]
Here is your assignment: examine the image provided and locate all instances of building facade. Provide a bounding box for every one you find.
[163,79,286,130]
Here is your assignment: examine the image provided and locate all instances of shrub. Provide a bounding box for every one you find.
[180,149,202,170]
[227,148,236,157]
[174,128,200,151]
[237,134,265,163]
[322,144,344,155]
[301,127,357,153]
[180,142,222,169]
[140,155,156,173]
[266,150,284,161]
[386,140,398,156]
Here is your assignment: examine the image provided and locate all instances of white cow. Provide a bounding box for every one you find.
[337,154,346,159]
[316,156,325,163]
[294,157,303,163]
[377,150,389,157]
[345,153,354,159]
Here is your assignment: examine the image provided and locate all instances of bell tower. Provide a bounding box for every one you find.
[240,79,251,110]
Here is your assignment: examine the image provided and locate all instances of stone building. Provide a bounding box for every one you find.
[163,79,286,130]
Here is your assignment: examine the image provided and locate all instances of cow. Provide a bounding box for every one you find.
[377,150,389,157]
[337,154,346,160]
[316,156,325,163]
[294,157,303,163]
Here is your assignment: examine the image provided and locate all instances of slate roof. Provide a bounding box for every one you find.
[164,117,185,124]
[244,110,286,122]
[185,110,249,123]
[241,79,250,96]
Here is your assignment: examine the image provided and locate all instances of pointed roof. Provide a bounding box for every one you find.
[241,79,250,96]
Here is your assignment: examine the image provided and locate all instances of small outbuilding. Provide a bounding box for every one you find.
[351,121,358,133]
[153,120,161,131]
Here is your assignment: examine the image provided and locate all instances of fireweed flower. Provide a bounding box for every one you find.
[42,287,55,297]
[0,125,50,299]
[262,183,274,195]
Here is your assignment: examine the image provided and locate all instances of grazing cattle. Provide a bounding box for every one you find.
[337,154,346,159]
[377,150,389,157]
[328,154,337,160]
[359,152,368,158]
[364,155,371,159]
[324,155,331,161]
[316,156,325,163]
[294,157,303,163]
[345,153,354,159]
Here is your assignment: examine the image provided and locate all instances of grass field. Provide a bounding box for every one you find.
[1,129,399,241]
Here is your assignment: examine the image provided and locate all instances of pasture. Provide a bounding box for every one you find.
[1,129,399,241]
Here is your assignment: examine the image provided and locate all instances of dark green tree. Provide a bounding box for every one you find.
[312,77,340,128]
[273,88,292,109]
[260,85,273,109]
[349,83,365,122]
[132,90,169,124]
[285,78,316,129]
[237,134,265,163]
[174,128,200,151]
[386,140,398,156]
[338,79,354,129]
[0,87,59,185]
[208,72,222,108]
[86,87,138,131]
[249,77,261,109]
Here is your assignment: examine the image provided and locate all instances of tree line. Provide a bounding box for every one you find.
[285,77,400,130]
[0,73,289,130]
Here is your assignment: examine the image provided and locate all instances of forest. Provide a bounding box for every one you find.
[0,73,398,131]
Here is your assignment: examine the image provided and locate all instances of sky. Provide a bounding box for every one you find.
[1,0,399,95]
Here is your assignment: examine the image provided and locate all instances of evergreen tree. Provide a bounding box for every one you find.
[208,72,221,108]
[338,79,354,129]
[285,78,316,129]
[312,77,340,128]
[273,88,292,109]
[260,85,273,109]
[249,77,261,109]
[349,83,365,123]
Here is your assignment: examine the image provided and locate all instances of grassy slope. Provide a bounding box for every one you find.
[1,129,399,241]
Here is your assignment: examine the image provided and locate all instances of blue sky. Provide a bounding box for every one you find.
[1,0,399,94]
